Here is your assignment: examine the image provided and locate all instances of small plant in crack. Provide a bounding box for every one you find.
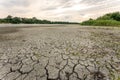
[117,76,120,80]
[33,52,41,59]
[91,71,106,80]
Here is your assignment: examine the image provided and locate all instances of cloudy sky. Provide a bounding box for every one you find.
[0,0,120,22]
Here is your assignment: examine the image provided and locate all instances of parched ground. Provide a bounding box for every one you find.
[0,24,120,80]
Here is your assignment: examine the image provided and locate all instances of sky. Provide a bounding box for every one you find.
[0,0,120,22]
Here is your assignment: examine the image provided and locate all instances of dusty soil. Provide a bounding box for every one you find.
[0,24,120,80]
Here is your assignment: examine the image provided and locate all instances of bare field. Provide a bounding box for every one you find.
[0,24,120,80]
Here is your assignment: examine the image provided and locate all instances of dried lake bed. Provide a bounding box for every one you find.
[0,24,120,80]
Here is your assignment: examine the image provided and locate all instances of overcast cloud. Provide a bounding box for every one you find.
[0,0,120,22]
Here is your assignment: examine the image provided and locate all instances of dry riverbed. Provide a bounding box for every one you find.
[0,24,120,80]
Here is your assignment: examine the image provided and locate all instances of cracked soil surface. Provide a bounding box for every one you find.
[0,24,120,80]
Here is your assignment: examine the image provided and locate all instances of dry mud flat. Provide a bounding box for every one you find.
[0,24,120,80]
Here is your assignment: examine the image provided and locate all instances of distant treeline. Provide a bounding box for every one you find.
[0,15,78,24]
[81,12,120,26]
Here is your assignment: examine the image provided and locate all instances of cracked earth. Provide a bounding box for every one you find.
[0,24,120,80]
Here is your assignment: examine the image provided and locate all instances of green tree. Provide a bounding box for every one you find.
[110,12,120,21]
[5,15,13,23]
[12,17,21,24]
